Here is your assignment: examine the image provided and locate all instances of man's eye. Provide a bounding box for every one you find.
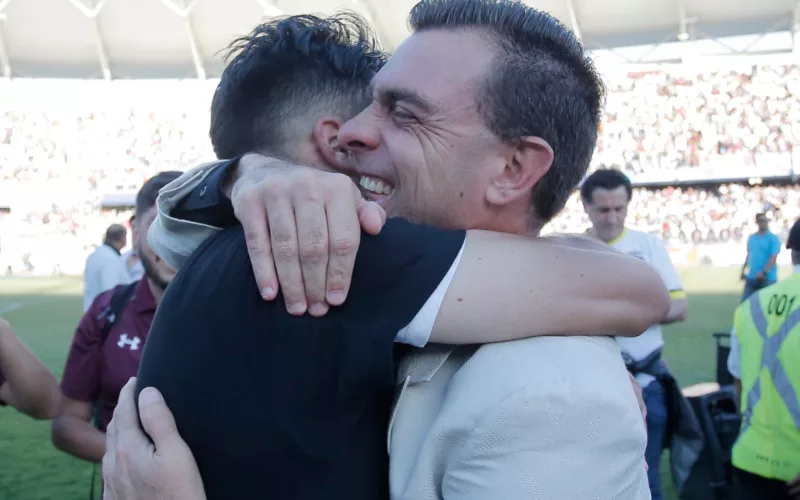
[390,105,416,122]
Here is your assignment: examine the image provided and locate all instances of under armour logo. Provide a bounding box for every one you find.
[117,334,141,350]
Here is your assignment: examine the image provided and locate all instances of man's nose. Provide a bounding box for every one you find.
[339,108,380,153]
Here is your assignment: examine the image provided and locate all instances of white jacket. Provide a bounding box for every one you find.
[388,336,652,500]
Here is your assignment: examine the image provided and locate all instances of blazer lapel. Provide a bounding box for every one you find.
[388,344,454,453]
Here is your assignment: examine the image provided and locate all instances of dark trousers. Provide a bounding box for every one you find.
[733,467,790,500]
[741,278,775,303]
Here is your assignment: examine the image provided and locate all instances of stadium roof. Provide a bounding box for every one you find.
[0,0,797,79]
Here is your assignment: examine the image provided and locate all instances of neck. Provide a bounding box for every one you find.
[146,277,165,304]
[587,226,620,243]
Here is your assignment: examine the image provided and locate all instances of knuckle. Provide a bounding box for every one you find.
[331,173,354,191]
[289,171,318,192]
[330,237,357,256]
[298,241,327,263]
[235,184,259,207]
[262,182,283,198]
[326,269,347,290]
[272,240,298,261]
[244,232,269,256]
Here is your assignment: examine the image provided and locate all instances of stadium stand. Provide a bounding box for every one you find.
[0,1,796,279]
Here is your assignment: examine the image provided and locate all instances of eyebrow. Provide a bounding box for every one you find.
[373,85,435,114]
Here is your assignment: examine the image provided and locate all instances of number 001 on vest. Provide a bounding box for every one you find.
[732,274,800,482]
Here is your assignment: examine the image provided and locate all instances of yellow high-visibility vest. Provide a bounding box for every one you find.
[732,274,800,481]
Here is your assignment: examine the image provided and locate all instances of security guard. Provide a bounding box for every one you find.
[728,218,800,500]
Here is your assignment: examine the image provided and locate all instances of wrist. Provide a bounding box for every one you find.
[226,153,292,200]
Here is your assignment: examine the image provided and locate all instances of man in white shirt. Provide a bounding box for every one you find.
[121,216,145,282]
[581,168,690,500]
[83,224,130,312]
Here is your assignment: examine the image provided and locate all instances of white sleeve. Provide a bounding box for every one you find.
[99,254,129,292]
[395,241,465,347]
[727,328,741,379]
[648,235,684,294]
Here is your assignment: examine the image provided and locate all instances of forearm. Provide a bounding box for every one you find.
[661,298,688,324]
[429,231,670,344]
[760,255,778,274]
[51,417,106,463]
[0,322,59,419]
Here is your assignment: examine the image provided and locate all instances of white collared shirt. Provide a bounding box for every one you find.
[83,244,132,312]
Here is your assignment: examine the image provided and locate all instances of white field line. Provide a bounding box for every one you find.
[0,302,22,315]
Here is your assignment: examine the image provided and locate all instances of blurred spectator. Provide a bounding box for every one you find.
[82,224,130,312]
[547,183,800,247]
[122,215,144,282]
[739,212,781,302]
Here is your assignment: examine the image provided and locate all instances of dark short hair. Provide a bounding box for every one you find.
[136,171,182,218]
[210,13,387,159]
[579,169,633,204]
[104,224,127,245]
[408,0,605,225]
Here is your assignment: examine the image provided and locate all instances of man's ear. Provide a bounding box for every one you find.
[313,116,352,170]
[485,136,554,207]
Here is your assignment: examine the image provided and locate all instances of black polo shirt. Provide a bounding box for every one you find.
[136,173,465,500]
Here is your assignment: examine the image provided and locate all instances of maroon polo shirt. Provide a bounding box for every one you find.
[61,279,156,431]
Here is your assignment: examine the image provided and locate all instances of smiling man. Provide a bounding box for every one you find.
[106,3,661,500]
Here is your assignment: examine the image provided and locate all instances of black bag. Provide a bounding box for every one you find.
[89,281,138,500]
[92,281,138,428]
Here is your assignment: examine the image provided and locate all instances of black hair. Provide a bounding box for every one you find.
[210,13,387,159]
[408,0,605,225]
[579,168,633,204]
[135,171,183,218]
[104,224,127,246]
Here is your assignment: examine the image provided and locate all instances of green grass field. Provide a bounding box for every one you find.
[0,267,785,500]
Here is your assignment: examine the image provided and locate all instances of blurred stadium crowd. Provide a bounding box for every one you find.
[594,64,800,175]
[0,63,798,275]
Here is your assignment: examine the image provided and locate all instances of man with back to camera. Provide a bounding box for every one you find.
[580,168,697,500]
[103,3,665,499]
[83,223,131,312]
[727,218,800,500]
[52,172,179,464]
[741,212,782,302]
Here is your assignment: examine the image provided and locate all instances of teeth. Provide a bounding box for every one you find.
[359,175,394,195]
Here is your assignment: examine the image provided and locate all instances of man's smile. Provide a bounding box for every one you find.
[358,174,395,204]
